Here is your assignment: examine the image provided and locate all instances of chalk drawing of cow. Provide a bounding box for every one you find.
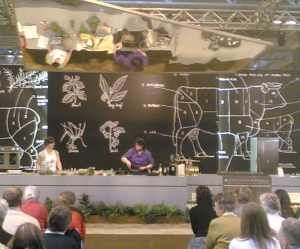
[258,114,294,152]
[172,82,287,170]
[0,107,40,167]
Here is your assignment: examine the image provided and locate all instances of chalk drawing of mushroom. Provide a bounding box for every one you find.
[99,74,128,109]
[62,75,87,108]
[99,121,125,152]
[60,122,87,153]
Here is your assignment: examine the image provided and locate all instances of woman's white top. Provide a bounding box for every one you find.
[229,237,281,249]
[38,149,59,173]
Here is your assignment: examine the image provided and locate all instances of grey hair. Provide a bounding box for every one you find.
[279,218,300,246]
[260,192,281,214]
[23,186,40,201]
[0,199,8,224]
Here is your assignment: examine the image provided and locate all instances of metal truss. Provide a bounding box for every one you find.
[130,7,300,30]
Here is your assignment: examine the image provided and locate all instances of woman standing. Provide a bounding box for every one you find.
[229,202,281,249]
[37,137,62,173]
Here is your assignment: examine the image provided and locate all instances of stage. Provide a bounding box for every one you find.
[0,174,299,208]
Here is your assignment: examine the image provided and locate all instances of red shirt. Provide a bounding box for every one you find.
[21,200,48,230]
[69,210,86,239]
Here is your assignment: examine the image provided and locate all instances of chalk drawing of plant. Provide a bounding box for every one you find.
[99,74,128,109]
[3,68,47,93]
[62,75,87,108]
[99,121,125,152]
[60,121,87,153]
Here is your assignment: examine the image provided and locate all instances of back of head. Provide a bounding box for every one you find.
[23,186,40,202]
[3,187,23,208]
[260,192,281,214]
[237,187,255,204]
[57,191,76,207]
[196,185,213,207]
[48,205,71,232]
[10,223,45,249]
[275,189,294,218]
[280,218,300,247]
[214,192,236,213]
[241,202,274,249]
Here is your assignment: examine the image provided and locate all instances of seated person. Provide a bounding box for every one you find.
[279,218,300,249]
[44,206,80,249]
[0,199,10,246]
[121,137,154,174]
[21,186,48,231]
[260,193,285,234]
[56,191,85,240]
[206,192,241,249]
[2,187,40,236]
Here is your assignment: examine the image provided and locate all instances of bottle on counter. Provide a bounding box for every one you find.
[158,163,163,176]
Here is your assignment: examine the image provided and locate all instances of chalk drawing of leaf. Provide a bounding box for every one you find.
[75,81,85,90]
[99,74,110,98]
[62,82,72,92]
[111,75,128,94]
[62,93,75,104]
[111,90,128,103]
[77,90,87,101]
[64,75,71,81]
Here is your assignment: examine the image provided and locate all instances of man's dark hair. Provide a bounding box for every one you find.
[2,187,23,208]
[44,137,55,146]
[134,137,146,150]
[48,206,71,232]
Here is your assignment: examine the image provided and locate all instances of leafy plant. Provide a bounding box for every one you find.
[78,194,97,218]
[49,22,69,38]
[86,16,101,34]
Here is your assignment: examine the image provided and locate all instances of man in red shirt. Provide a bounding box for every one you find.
[21,186,48,230]
[57,191,86,240]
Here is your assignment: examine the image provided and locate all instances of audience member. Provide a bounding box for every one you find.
[9,223,45,249]
[260,193,285,233]
[279,218,300,249]
[57,191,85,240]
[275,189,295,218]
[0,199,10,247]
[44,206,80,249]
[21,186,48,230]
[2,187,40,235]
[189,186,217,237]
[229,202,281,249]
[188,186,217,249]
[206,192,240,249]
[234,187,254,216]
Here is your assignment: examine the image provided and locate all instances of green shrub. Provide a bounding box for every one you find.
[78,194,97,218]
[44,197,53,212]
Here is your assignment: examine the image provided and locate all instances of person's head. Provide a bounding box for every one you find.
[48,205,71,232]
[44,137,55,150]
[134,137,146,152]
[3,187,23,208]
[23,186,40,202]
[0,199,8,225]
[275,189,294,218]
[195,185,213,208]
[57,191,76,207]
[236,187,255,205]
[10,223,45,249]
[214,192,236,216]
[241,202,275,249]
[279,218,300,249]
[260,192,281,215]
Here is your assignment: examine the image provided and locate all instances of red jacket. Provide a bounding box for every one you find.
[21,200,48,230]
[69,209,86,239]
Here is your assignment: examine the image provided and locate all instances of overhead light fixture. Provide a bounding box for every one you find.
[273,19,282,24]
[285,19,297,25]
